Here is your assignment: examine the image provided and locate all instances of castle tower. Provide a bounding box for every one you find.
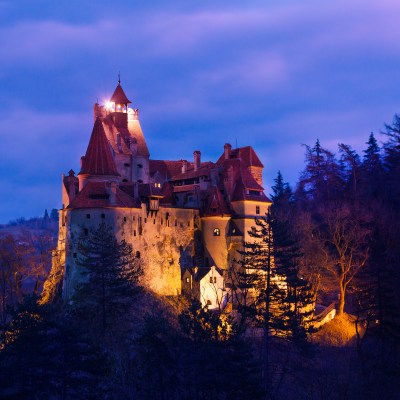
[96,80,151,184]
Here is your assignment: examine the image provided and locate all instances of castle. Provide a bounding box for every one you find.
[57,80,271,308]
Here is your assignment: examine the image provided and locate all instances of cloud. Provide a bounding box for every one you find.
[1,0,400,222]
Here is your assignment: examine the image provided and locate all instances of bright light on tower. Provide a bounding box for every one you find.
[104,101,114,111]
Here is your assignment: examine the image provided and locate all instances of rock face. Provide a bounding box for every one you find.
[56,81,271,301]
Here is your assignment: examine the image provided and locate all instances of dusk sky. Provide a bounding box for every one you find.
[1,0,400,223]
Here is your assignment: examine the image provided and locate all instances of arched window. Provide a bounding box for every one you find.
[213,228,220,236]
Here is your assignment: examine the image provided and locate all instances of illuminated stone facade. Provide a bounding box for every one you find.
[57,82,271,303]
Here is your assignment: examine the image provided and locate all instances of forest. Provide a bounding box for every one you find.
[0,115,400,399]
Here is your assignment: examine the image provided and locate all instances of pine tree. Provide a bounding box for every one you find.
[270,216,314,344]
[72,223,142,336]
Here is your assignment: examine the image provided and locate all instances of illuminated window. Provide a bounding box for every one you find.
[256,206,260,215]
[186,277,190,283]
[213,228,220,236]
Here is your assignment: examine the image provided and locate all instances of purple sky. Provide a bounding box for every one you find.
[1,0,400,223]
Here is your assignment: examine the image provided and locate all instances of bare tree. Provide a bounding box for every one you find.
[316,203,370,315]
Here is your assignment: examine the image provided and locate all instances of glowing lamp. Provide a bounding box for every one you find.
[105,101,115,111]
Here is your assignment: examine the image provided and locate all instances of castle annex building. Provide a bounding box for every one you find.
[58,81,271,308]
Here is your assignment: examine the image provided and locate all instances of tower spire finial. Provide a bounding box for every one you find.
[118,71,121,85]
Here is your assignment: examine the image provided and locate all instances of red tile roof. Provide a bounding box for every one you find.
[150,160,184,179]
[170,162,215,181]
[110,83,131,104]
[216,146,264,168]
[68,181,138,209]
[79,118,120,177]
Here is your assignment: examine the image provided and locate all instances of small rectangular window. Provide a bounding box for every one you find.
[84,228,89,236]
[101,213,105,219]
[73,253,77,258]
[124,217,127,222]
[86,214,90,219]
[256,206,260,215]
[213,228,220,236]
[186,277,190,283]
[134,230,136,236]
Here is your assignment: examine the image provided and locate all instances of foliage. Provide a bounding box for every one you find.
[71,223,142,335]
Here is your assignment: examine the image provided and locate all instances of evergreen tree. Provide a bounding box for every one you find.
[338,143,361,200]
[298,140,343,203]
[270,216,315,345]
[72,223,142,336]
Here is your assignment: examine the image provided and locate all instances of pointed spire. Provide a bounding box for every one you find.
[79,118,120,176]
[110,80,131,105]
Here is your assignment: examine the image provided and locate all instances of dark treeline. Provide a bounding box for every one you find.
[1,117,400,399]
[0,209,58,325]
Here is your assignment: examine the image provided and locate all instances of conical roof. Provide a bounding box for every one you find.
[110,83,131,104]
[79,118,120,176]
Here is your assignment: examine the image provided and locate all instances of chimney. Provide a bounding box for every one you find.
[182,160,188,174]
[194,151,201,171]
[110,182,117,204]
[224,143,232,160]
[68,169,77,202]
[94,103,106,120]
[93,103,99,121]
[80,156,85,169]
